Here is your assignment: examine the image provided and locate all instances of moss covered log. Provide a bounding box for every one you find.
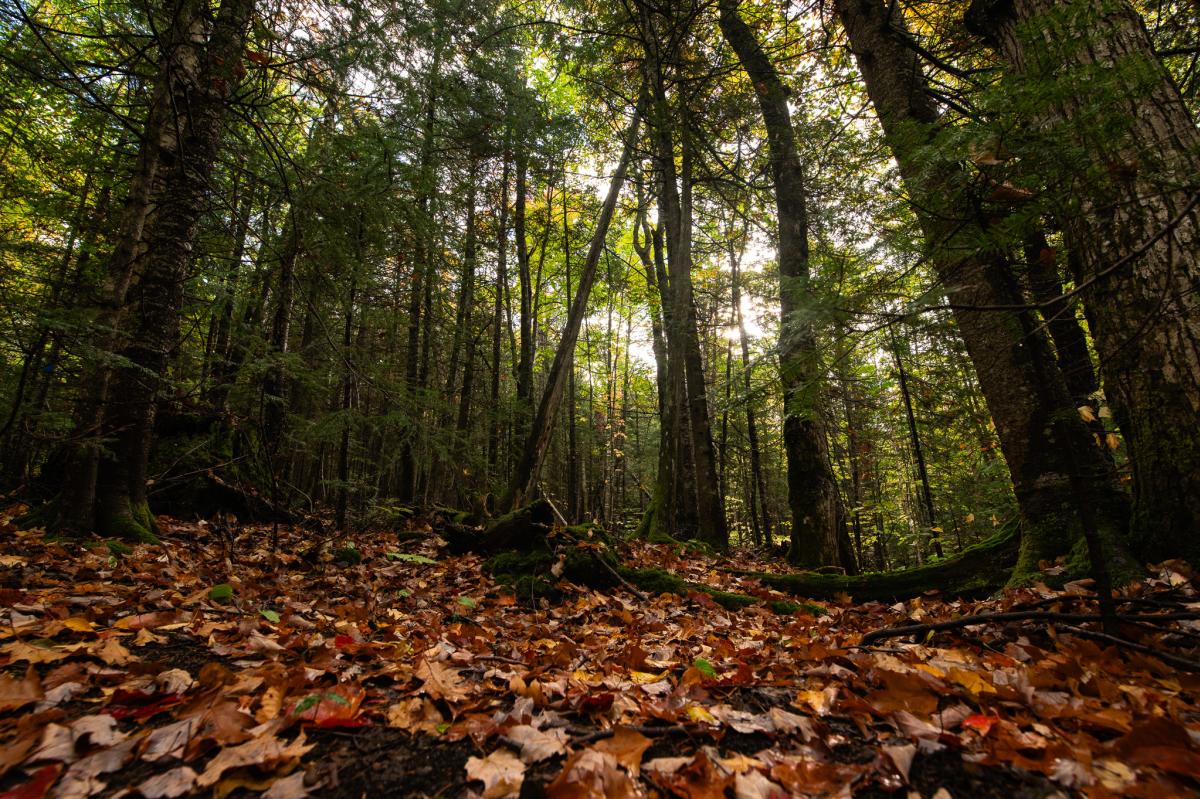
[739,523,1019,602]
[482,547,824,615]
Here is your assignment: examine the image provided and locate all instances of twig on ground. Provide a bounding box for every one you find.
[860,609,1200,645]
[1056,624,1200,673]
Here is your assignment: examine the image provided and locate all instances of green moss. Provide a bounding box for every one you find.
[104,540,133,557]
[97,500,160,544]
[768,599,827,616]
[704,589,757,610]
[621,567,687,594]
[484,550,559,597]
[749,521,1019,602]
[333,545,363,565]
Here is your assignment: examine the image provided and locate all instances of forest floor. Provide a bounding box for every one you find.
[1,506,1199,798]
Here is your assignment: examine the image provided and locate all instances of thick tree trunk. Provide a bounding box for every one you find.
[836,0,1136,582]
[505,104,642,509]
[718,0,846,567]
[60,0,255,539]
[966,0,1200,564]
[54,0,207,535]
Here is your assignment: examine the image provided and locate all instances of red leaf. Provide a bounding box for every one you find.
[962,714,998,736]
[578,692,614,715]
[0,764,63,799]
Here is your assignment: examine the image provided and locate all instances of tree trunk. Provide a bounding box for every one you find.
[891,331,944,557]
[62,0,255,540]
[836,0,1136,582]
[505,103,643,509]
[54,0,207,535]
[718,0,845,567]
[489,150,511,481]
[966,0,1200,564]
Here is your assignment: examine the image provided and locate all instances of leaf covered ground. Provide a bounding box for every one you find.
[2,506,1200,798]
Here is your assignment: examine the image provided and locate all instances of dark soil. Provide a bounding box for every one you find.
[305,727,478,798]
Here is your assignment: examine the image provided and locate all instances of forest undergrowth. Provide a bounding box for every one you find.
[2,505,1199,798]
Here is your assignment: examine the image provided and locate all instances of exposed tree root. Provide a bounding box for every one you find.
[737,522,1019,602]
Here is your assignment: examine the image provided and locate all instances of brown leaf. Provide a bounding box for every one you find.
[733,770,786,799]
[262,770,310,799]
[504,724,568,763]
[143,718,201,762]
[465,748,526,799]
[648,751,732,799]
[592,728,653,773]
[195,730,314,789]
[385,697,445,734]
[415,657,469,702]
[136,766,199,799]
[0,666,43,712]
[546,749,643,799]
[52,733,144,799]
[91,635,134,666]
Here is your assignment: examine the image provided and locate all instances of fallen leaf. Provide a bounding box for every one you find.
[546,749,642,799]
[0,763,63,799]
[593,728,653,773]
[415,657,469,702]
[0,666,43,712]
[196,731,314,789]
[504,724,568,763]
[733,769,786,799]
[136,766,199,799]
[466,748,526,799]
[262,770,310,798]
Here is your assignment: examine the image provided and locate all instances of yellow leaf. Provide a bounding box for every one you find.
[1077,405,1098,423]
[948,668,995,696]
[686,705,719,725]
[629,670,667,685]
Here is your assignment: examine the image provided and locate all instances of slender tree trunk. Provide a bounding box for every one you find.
[455,162,480,440]
[335,276,358,531]
[563,168,580,521]
[207,180,254,411]
[719,0,846,566]
[514,149,534,453]
[505,103,642,509]
[836,0,1136,581]
[891,331,944,557]
[489,151,511,481]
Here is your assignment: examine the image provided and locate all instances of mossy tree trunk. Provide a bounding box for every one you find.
[718,0,848,570]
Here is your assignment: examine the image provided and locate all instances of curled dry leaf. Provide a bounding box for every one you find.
[136,766,199,799]
[546,749,643,799]
[195,731,314,789]
[504,724,568,763]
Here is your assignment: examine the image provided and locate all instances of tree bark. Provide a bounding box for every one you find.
[60,0,255,539]
[505,103,643,509]
[718,0,846,567]
[966,0,1200,564]
[836,0,1136,582]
